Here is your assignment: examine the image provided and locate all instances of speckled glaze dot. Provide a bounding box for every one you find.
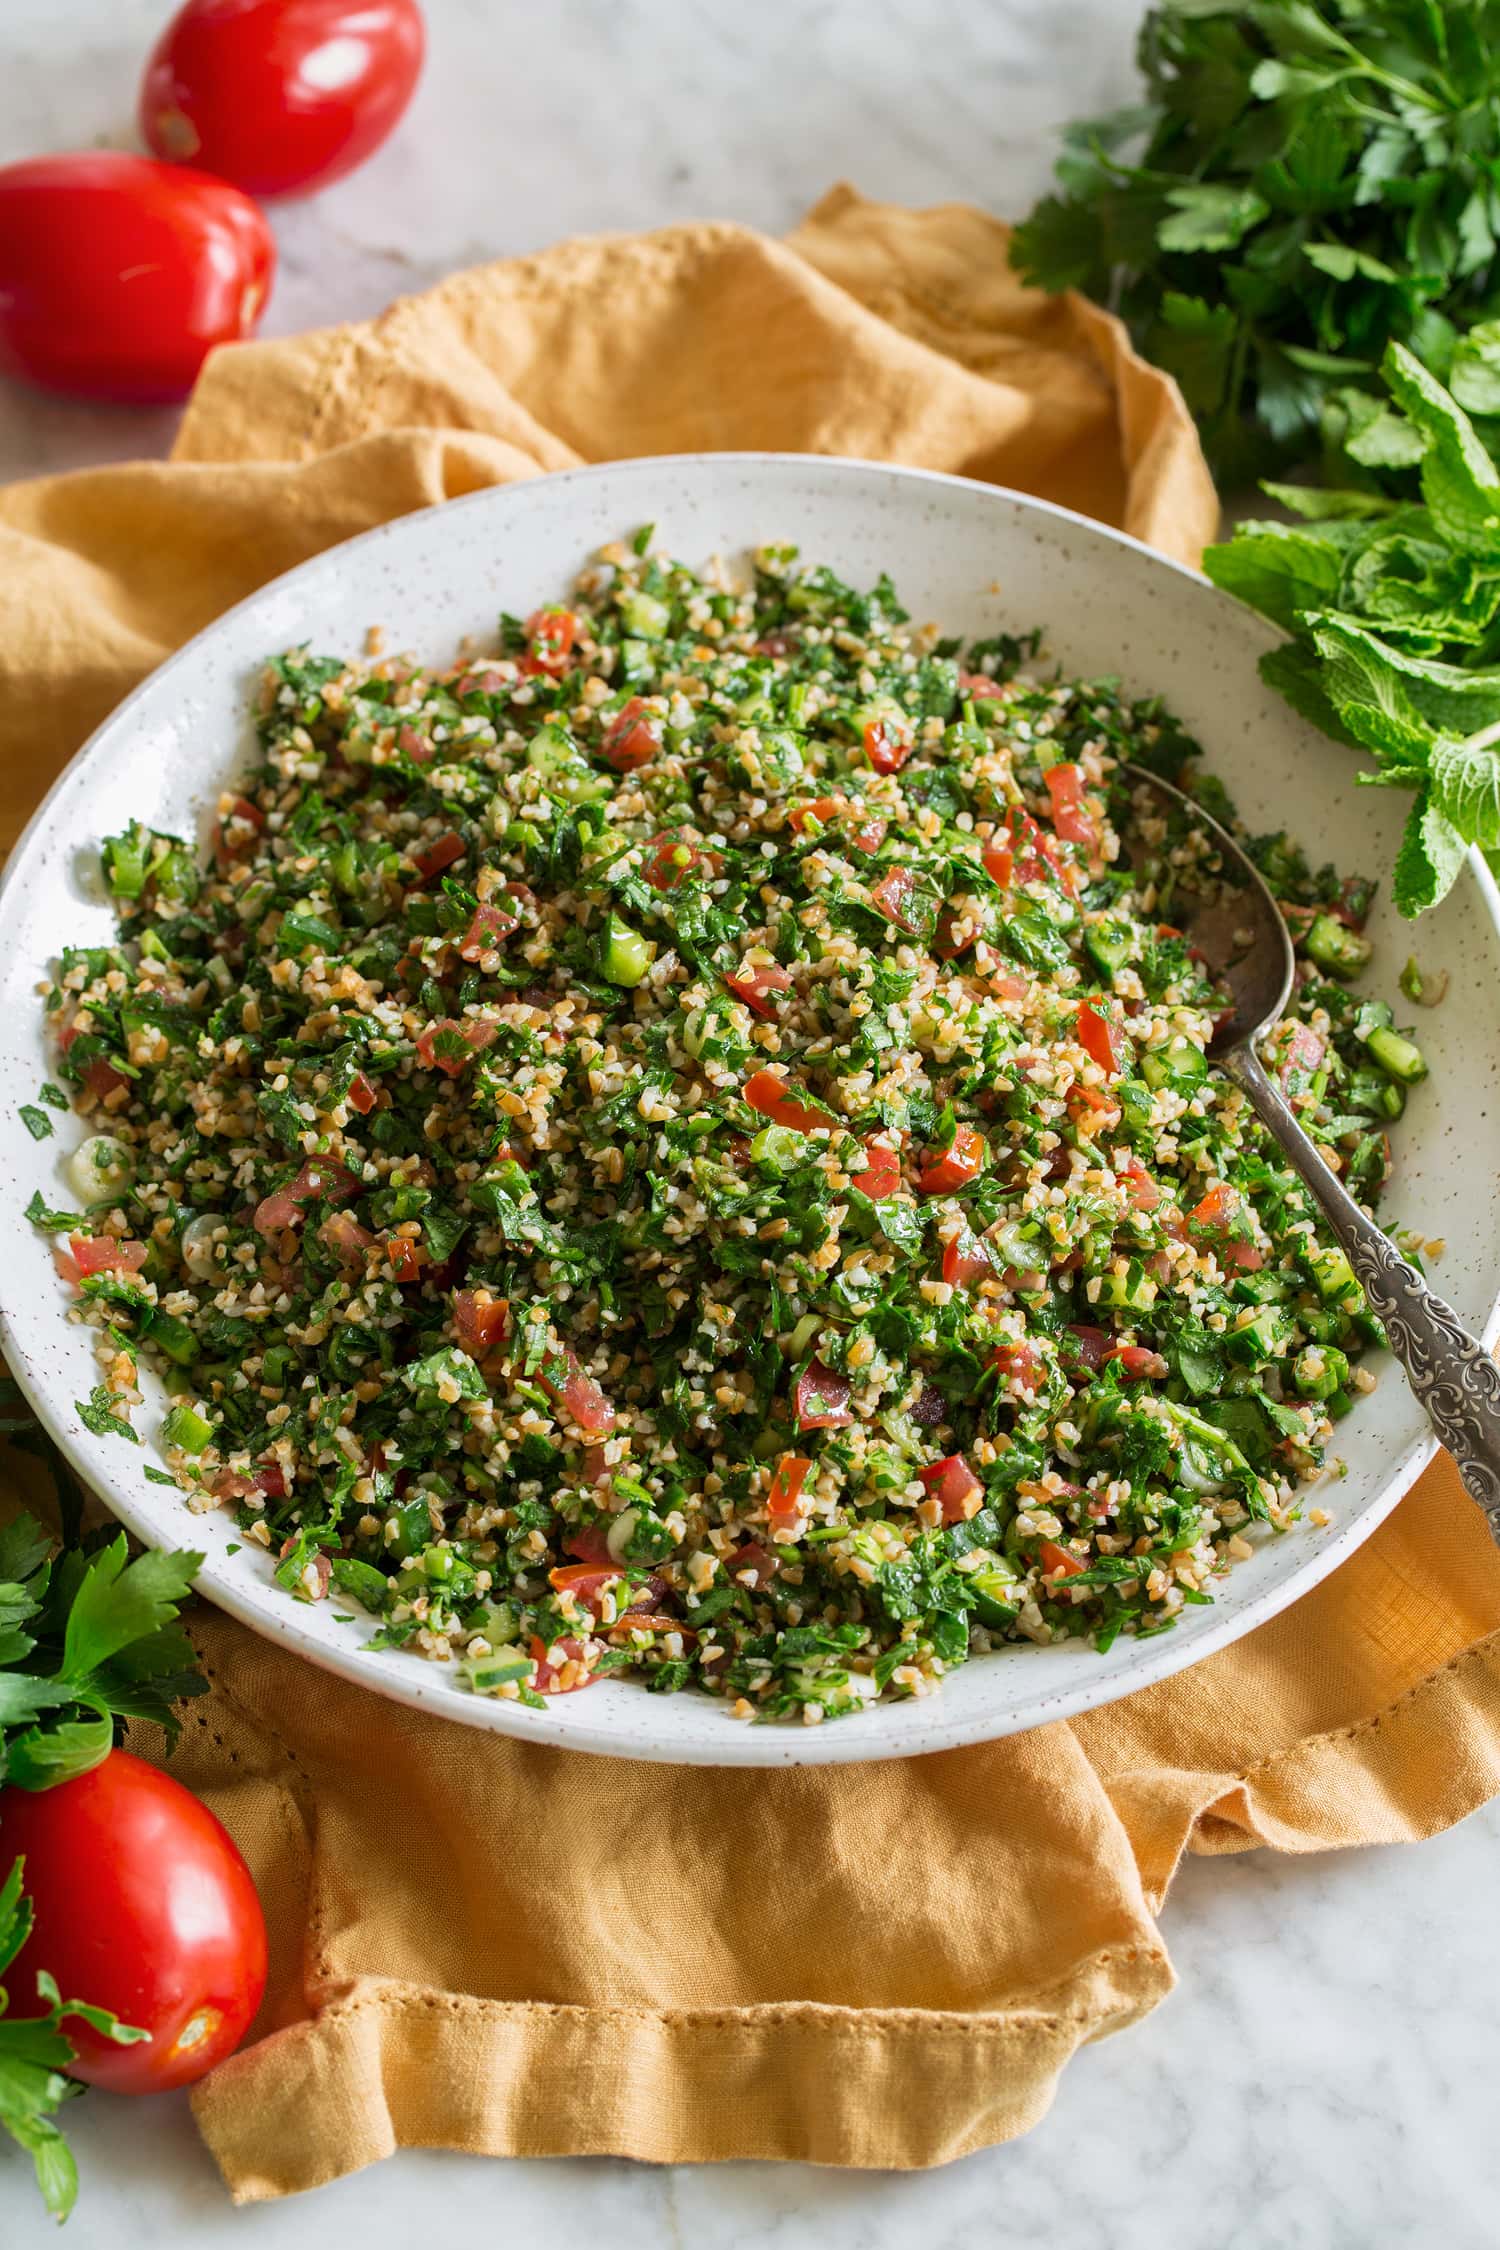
[1,456,1496,1768]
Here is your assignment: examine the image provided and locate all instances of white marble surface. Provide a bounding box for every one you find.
[5,1,1500,2243]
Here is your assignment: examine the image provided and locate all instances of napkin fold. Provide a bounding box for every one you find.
[5,188,1500,2202]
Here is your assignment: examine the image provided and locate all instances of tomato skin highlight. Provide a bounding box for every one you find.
[1,1749,267,2093]
[0,153,274,402]
[141,0,426,200]
[1041,1540,1087,1581]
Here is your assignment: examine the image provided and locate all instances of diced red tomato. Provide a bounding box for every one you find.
[794,1361,852,1431]
[214,792,266,865]
[1189,1183,1264,1272]
[564,1523,614,1571]
[992,970,1031,1005]
[529,1634,596,1693]
[457,896,521,962]
[1279,1023,1326,1087]
[1044,763,1096,849]
[983,807,1066,892]
[347,1070,378,1115]
[729,1539,780,1584]
[318,1211,373,1269]
[852,1137,901,1199]
[1066,1324,1111,1372]
[408,831,465,884]
[83,1056,130,1101]
[520,607,578,677]
[942,1227,997,1288]
[601,696,664,771]
[454,1288,509,1357]
[254,1157,359,1234]
[68,1234,147,1277]
[917,1122,986,1196]
[958,669,1006,701]
[1076,999,1126,1079]
[1040,1540,1086,1580]
[992,1341,1045,1393]
[932,907,967,961]
[256,1463,287,1501]
[754,632,793,658]
[766,1452,813,1537]
[548,1561,624,1619]
[386,1237,426,1284]
[396,722,432,763]
[870,866,918,928]
[726,964,792,1017]
[541,1349,615,1435]
[789,796,886,854]
[641,831,718,891]
[743,1069,833,1135]
[1105,1344,1169,1382]
[917,1453,983,1524]
[863,715,913,773]
[415,1018,497,1077]
[1115,1154,1160,1211]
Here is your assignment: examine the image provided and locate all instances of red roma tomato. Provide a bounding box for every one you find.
[0,154,274,403]
[1,1750,267,2093]
[142,0,426,200]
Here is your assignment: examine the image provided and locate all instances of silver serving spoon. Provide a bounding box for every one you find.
[1123,762,1500,1523]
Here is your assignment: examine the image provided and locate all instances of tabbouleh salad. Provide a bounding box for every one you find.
[31,533,1431,1724]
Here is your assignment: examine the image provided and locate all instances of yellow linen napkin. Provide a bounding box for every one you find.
[4,187,1500,2202]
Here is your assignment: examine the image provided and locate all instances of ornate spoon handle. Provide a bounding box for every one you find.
[1224,1040,1500,1527]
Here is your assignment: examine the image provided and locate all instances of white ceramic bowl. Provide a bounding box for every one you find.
[3,455,1498,1767]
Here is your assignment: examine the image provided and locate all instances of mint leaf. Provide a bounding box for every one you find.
[1384,341,1500,556]
[1202,522,1344,633]
[1429,733,1500,847]
[1393,787,1468,918]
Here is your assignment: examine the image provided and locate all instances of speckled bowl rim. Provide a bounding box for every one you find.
[0,452,1493,1768]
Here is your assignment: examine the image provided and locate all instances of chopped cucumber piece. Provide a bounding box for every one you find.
[67,1134,133,1205]
[1224,1304,1291,1368]
[161,1402,212,1454]
[1364,1025,1427,1084]
[1304,913,1372,978]
[618,589,671,639]
[600,912,652,987]
[1141,1035,1208,1091]
[1293,1344,1349,1402]
[1305,1242,1363,1313]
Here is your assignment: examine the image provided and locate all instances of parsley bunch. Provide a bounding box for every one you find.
[1012,1,1500,483]
[1205,339,1500,914]
[0,1391,205,2219]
